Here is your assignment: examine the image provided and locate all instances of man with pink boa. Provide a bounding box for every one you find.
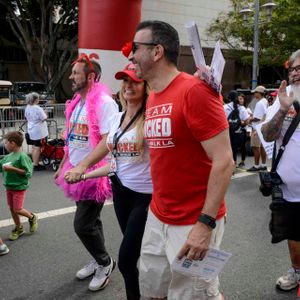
[54,55,118,292]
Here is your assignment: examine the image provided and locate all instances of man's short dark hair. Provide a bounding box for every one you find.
[4,131,23,147]
[91,61,101,81]
[136,20,180,66]
[76,57,102,80]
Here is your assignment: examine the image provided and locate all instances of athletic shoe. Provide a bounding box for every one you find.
[276,268,300,291]
[259,166,268,171]
[247,166,260,172]
[238,162,245,168]
[9,226,24,241]
[0,244,9,255]
[29,213,38,233]
[88,257,116,291]
[33,165,46,171]
[76,260,98,279]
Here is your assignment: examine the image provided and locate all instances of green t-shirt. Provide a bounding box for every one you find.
[0,151,33,190]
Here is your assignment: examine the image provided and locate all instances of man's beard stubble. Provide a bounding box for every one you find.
[71,78,88,93]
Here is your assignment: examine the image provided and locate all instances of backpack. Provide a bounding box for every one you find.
[227,107,241,134]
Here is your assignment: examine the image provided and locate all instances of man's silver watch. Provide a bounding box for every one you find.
[198,213,216,229]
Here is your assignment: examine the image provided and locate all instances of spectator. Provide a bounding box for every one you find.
[261,49,300,293]
[224,90,250,168]
[268,90,278,107]
[247,86,268,172]
[112,91,123,112]
[237,93,251,167]
[25,92,48,171]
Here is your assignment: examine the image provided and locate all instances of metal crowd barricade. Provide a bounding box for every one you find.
[0,103,66,157]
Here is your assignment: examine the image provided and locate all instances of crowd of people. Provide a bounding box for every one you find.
[0,19,300,300]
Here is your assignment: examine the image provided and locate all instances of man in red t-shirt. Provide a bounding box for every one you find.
[129,20,233,300]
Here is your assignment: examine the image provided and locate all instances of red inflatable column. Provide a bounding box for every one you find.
[78,0,142,93]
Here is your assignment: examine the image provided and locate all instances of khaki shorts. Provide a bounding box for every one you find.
[250,130,261,147]
[139,210,225,300]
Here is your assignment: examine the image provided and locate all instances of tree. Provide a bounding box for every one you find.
[207,0,300,74]
[0,0,78,97]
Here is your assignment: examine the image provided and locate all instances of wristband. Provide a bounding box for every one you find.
[198,213,216,229]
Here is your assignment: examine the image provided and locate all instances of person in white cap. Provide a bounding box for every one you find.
[247,85,268,172]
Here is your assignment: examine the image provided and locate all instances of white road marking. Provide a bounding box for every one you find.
[232,171,257,179]
[0,172,257,229]
[0,200,113,229]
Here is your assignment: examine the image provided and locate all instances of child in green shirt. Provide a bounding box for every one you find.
[0,131,38,240]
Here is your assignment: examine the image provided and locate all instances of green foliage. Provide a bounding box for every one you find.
[0,0,78,95]
[207,0,300,68]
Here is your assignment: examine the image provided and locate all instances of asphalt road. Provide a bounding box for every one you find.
[0,167,298,300]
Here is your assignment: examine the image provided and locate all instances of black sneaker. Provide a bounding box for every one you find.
[247,166,260,172]
[34,165,46,171]
[259,166,268,171]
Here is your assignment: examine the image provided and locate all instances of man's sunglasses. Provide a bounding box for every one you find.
[132,42,158,54]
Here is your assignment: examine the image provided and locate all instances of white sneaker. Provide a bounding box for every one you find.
[88,257,116,291]
[276,268,300,291]
[76,260,98,279]
[0,244,9,256]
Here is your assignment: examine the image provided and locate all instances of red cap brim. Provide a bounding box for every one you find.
[115,70,143,83]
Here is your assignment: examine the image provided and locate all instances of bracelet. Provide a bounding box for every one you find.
[198,213,216,229]
[80,173,86,181]
[200,213,216,221]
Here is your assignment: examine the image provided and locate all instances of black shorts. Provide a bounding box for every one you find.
[26,133,47,147]
[269,200,300,243]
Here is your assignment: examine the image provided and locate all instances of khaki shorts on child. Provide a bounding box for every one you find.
[139,210,225,300]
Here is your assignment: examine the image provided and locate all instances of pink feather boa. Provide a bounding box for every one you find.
[56,82,112,203]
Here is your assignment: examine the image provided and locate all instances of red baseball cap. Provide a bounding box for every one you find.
[270,91,278,97]
[115,63,143,83]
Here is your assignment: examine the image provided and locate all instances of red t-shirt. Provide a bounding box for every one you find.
[144,72,228,225]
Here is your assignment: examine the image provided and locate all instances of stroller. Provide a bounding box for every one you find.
[40,138,65,171]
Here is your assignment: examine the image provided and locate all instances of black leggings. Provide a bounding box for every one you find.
[240,130,247,161]
[230,131,245,162]
[112,184,151,299]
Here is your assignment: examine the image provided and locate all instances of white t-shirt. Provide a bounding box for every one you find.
[265,85,300,202]
[253,98,268,123]
[106,112,152,194]
[223,102,249,133]
[223,102,249,121]
[25,105,49,140]
[68,94,118,166]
